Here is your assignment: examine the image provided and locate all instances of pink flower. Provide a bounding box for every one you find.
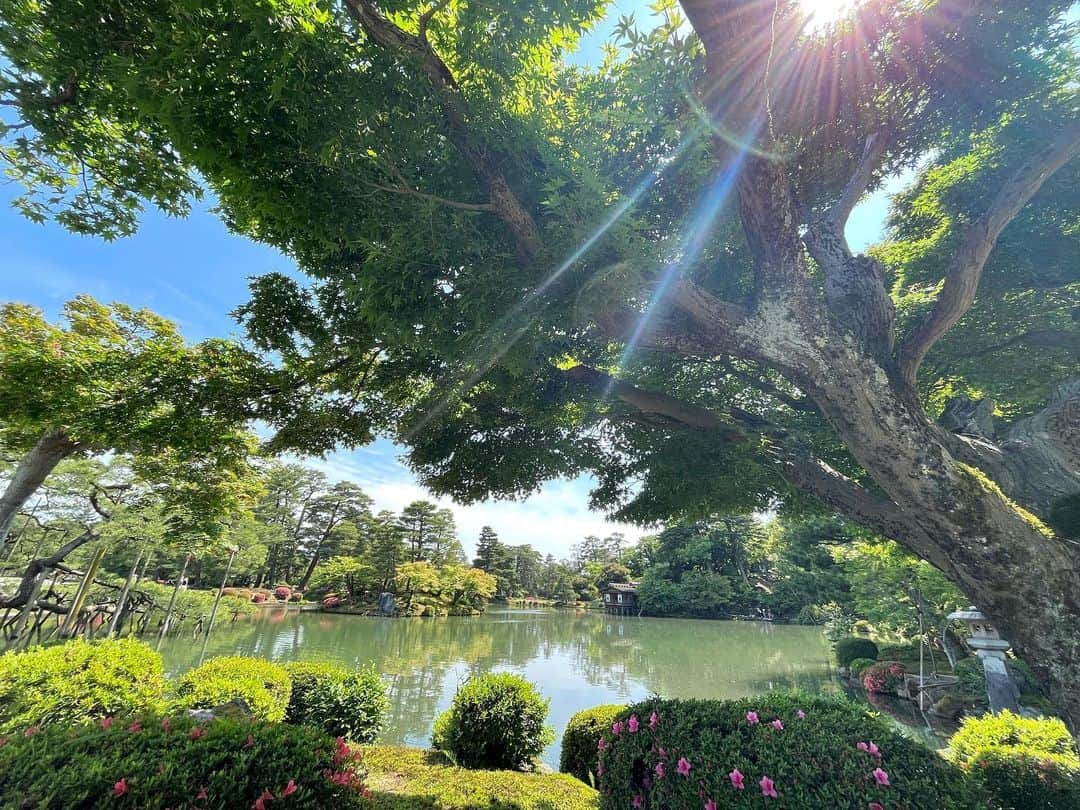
[857,741,869,752]
[655,762,666,779]
[598,736,608,751]
[628,714,640,733]
[333,737,350,765]
[281,780,298,798]
[24,726,40,738]
[705,801,717,810]
[190,726,206,740]
[656,746,668,759]
[869,804,884,810]
[101,716,114,730]
[677,757,692,777]
[611,720,624,736]
[330,771,352,786]
[872,768,890,787]
[597,764,604,777]
[746,711,759,725]
[196,787,209,801]
[729,768,745,790]
[771,719,784,731]
[112,778,129,797]
[243,734,256,749]
[868,741,881,759]
[796,710,806,720]
[127,721,142,733]
[632,796,644,809]
[760,775,778,798]
[649,711,659,731]
[254,789,274,809]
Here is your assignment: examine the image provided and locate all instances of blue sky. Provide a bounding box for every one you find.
[0,1,900,559]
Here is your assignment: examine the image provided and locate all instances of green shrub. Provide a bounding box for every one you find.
[0,638,168,734]
[848,657,876,676]
[948,711,1080,809]
[560,704,625,784]
[877,642,921,662]
[363,745,597,809]
[284,661,389,744]
[431,672,554,770]
[175,657,291,722]
[595,692,978,809]
[0,713,369,809]
[834,636,879,668]
[954,657,987,697]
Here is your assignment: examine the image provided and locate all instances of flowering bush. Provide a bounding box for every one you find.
[948,711,1080,808]
[175,657,292,722]
[289,591,304,602]
[834,637,879,668]
[274,586,293,601]
[0,638,169,734]
[561,704,625,784]
[323,595,342,608]
[862,661,907,693]
[594,693,978,809]
[432,672,554,770]
[284,662,389,744]
[0,713,370,808]
[252,592,268,603]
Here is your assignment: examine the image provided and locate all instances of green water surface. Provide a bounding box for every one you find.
[158,608,835,767]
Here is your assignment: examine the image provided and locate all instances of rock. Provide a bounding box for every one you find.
[186,697,254,723]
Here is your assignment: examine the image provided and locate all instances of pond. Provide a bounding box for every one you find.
[158,607,836,767]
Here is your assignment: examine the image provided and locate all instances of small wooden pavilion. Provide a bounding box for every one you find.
[602,582,640,616]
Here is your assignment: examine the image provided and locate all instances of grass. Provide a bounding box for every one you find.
[361,745,599,810]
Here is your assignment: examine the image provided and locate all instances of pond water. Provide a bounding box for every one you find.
[158,607,836,767]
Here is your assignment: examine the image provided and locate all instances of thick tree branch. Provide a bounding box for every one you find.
[897,119,1080,385]
[343,0,543,261]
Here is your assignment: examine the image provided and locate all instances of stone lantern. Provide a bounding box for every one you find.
[947,606,1020,714]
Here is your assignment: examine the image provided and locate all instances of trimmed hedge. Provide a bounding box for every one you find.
[284,661,389,744]
[0,713,369,809]
[848,657,876,676]
[432,673,554,770]
[595,692,979,809]
[0,638,169,734]
[363,745,597,810]
[561,705,625,784]
[948,711,1080,809]
[175,656,292,722]
[834,637,879,668]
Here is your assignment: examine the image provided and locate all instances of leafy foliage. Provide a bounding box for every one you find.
[862,662,907,695]
[834,637,879,669]
[596,693,978,809]
[174,657,292,723]
[432,673,554,771]
[0,713,369,809]
[284,661,389,744]
[0,638,169,735]
[560,704,625,785]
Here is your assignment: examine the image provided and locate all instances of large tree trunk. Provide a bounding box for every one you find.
[0,430,79,545]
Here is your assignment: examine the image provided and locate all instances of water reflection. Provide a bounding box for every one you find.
[158,608,833,766]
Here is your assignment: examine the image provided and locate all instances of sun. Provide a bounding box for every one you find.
[800,0,861,28]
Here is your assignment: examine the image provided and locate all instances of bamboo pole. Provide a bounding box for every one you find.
[106,548,144,638]
[7,569,46,649]
[197,549,237,665]
[156,552,192,651]
[59,543,108,639]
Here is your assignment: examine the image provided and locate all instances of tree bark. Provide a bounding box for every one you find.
[0,430,79,545]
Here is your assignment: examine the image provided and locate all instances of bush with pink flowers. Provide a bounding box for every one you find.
[0,713,370,808]
[593,692,979,808]
[862,661,907,694]
[274,585,293,601]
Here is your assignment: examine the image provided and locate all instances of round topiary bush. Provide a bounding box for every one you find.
[947,711,1080,809]
[848,658,876,676]
[561,704,626,784]
[432,672,554,770]
[862,661,907,694]
[175,657,292,722]
[834,636,879,668]
[595,693,979,809]
[284,661,389,744]
[0,638,169,734]
[0,712,369,808]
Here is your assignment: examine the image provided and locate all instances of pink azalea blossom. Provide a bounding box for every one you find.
[611,720,624,736]
[190,726,206,740]
[648,711,659,731]
[598,736,608,751]
[253,789,274,810]
[127,721,142,733]
[24,726,40,738]
[655,762,665,779]
[196,787,209,801]
[628,715,640,733]
[596,764,604,777]
[729,769,745,790]
[868,741,881,759]
[771,719,784,731]
[746,711,759,725]
[857,741,869,752]
[656,746,668,759]
[632,795,644,809]
[101,716,114,730]
[869,804,884,810]
[872,768,890,787]
[760,776,778,799]
[705,801,717,810]
[796,710,806,720]
[281,780,298,798]
[677,757,692,777]
[112,778,129,797]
